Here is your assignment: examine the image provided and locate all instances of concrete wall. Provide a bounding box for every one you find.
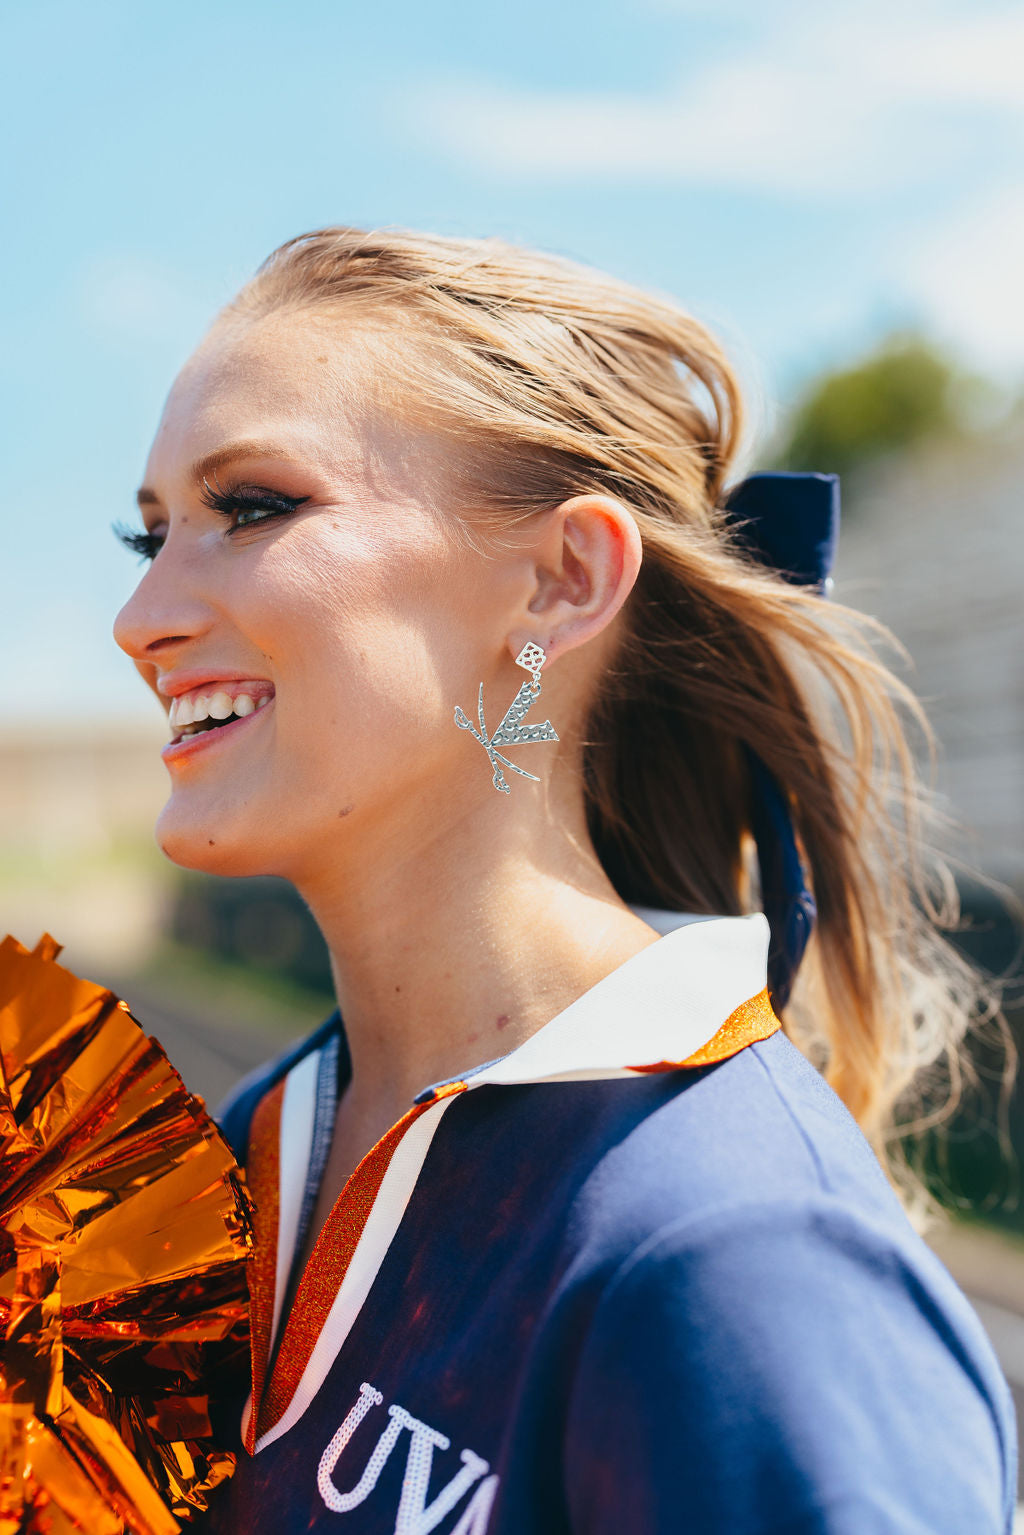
[834,434,1024,887]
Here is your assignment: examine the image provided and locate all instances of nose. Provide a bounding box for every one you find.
[113,545,215,670]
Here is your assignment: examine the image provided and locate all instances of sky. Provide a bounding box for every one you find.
[3,0,1023,722]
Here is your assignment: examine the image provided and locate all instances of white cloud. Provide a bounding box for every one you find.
[415,1,1024,196]
[894,188,1024,380]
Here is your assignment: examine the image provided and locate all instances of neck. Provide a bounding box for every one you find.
[290,776,660,1128]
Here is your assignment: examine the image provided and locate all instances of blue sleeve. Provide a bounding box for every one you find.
[565,1196,1017,1534]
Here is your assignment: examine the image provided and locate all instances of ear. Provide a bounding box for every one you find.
[508,495,643,665]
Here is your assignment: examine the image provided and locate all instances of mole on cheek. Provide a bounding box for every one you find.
[208,839,215,846]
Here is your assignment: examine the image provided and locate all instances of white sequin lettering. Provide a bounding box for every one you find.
[318,1383,392,1512]
[318,1384,494,1531]
[448,1474,499,1534]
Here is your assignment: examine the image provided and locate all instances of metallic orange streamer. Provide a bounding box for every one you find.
[0,932,255,1534]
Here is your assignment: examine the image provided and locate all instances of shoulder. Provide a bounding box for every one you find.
[214,1009,341,1163]
[559,1029,903,1270]
[564,1181,1017,1533]
[454,1032,1017,1527]
[564,1033,1014,1429]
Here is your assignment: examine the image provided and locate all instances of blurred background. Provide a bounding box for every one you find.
[2,0,1023,1497]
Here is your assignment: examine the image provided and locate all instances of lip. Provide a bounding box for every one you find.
[161,695,274,766]
[157,672,274,700]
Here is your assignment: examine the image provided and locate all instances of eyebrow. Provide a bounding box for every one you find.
[135,439,304,508]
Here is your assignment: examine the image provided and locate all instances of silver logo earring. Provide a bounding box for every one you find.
[454,643,560,794]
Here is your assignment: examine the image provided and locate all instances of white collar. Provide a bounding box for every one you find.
[456,911,770,1090]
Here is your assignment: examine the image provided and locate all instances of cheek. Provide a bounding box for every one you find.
[239,525,482,768]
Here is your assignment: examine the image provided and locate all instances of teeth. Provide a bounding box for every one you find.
[168,684,273,739]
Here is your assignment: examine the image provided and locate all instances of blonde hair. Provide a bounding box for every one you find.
[222,225,1005,1216]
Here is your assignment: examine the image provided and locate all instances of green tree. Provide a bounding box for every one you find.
[770,332,965,480]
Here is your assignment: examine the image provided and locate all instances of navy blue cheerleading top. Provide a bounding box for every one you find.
[203,911,1017,1534]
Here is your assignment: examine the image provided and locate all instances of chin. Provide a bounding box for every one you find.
[154,796,278,879]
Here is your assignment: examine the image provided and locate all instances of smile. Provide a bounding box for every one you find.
[167,681,275,741]
[161,680,275,764]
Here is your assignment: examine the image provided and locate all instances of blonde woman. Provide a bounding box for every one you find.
[114,228,1017,1533]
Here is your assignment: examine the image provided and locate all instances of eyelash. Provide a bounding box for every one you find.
[113,525,164,562]
[113,482,311,563]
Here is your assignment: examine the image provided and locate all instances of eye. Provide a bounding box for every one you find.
[111,481,311,564]
[198,478,310,532]
[113,522,164,563]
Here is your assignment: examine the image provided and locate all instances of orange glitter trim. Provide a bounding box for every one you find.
[243,1077,284,1455]
[629,987,779,1073]
[255,1079,467,1442]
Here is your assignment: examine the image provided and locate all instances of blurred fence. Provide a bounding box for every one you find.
[170,869,333,998]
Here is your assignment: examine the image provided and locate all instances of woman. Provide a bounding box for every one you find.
[113,227,1017,1533]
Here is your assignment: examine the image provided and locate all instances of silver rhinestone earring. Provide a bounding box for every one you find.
[454,643,560,794]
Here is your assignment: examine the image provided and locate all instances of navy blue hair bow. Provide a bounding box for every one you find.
[721,471,841,1010]
[724,470,839,595]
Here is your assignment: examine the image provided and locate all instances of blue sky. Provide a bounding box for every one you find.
[4,0,1023,721]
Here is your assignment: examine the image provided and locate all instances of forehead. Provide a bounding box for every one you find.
[144,309,378,486]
